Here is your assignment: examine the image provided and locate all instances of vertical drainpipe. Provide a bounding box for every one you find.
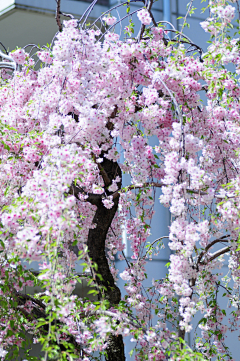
[163,0,171,36]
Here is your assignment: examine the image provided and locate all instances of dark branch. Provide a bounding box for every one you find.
[200,246,231,265]
[149,10,157,27]
[69,183,101,206]
[55,0,62,32]
[0,42,8,54]
[12,288,82,353]
[208,246,231,263]
[14,291,46,310]
[60,11,75,19]
[91,152,111,187]
[137,0,154,41]
[0,50,16,70]
[197,235,230,264]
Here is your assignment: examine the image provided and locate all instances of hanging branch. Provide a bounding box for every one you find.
[0,50,16,70]
[180,0,194,37]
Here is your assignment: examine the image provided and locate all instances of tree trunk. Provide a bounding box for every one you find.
[87,156,126,361]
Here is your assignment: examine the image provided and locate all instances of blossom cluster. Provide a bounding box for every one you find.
[137,9,152,25]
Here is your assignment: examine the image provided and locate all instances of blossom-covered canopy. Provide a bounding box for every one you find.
[0,0,240,360]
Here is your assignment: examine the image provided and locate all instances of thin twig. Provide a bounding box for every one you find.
[112,182,164,199]
[60,11,75,19]
[0,50,16,67]
[0,42,8,54]
[143,236,169,259]
[236,1,240,25]
[145,55,185,155]
[0,63,15,70]
[88,0,141,31]
[86,309,167,353]
[180,0,194,39]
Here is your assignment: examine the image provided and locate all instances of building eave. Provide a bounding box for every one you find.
[0,0,109,20]
[0,2,15,17]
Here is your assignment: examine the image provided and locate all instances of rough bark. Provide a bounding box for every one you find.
[68,107,125,360]
[87,155,125,361]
